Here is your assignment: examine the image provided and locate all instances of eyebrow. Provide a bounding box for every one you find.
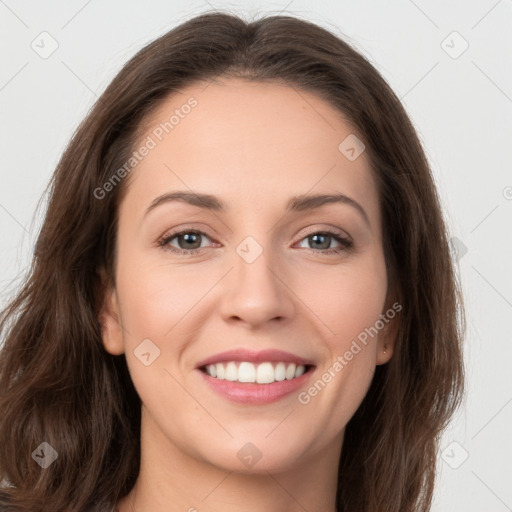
[144,191,370,227]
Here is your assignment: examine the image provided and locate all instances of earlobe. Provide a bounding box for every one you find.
[97,268,125,356]
[375,312,399,366]
[376,342,394,365]
[376,285,401,365]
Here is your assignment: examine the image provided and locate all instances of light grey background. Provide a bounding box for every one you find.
[1,1,511,511]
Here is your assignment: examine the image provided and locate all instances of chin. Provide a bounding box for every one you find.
[194,435,309,475]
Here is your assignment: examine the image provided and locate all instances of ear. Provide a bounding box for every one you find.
[97,267,125,356]
[375,296,401,366]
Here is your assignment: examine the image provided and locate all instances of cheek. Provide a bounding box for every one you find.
[114,256,224,392]
[114,260,199,413]
[295,255,388,349]
[115,254,211,339]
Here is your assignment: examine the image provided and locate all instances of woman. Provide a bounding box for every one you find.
[0,11,465,512]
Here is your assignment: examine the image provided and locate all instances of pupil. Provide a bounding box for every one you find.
[311,234,329,249]
[181,233,200,249]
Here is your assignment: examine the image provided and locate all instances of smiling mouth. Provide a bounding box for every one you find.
[199,361,315,384]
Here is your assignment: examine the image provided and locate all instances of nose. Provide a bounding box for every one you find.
[218,243,296,328]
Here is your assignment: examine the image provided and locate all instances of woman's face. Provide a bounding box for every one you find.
[100,78,396,473]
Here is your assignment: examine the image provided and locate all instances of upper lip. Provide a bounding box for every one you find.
[195,348,315,369]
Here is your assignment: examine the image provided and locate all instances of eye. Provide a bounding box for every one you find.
[157,228,353,256]
[295,231,353,255]
[157,229,214,255]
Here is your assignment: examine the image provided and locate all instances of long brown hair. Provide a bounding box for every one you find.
[0,11,465,511]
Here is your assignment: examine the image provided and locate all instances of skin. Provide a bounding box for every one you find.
[99,78,398,512]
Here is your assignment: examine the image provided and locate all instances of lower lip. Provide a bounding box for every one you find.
[197,367,315,405]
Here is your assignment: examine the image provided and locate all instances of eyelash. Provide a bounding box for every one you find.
[156,228,353,256]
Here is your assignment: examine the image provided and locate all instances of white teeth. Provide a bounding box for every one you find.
[225,362,238,381]
[215,363,225,379]
[285,363,296,380]
[295,364,305,377]
[203,361,308,383]
[274,362,286,381]
[256,362,274,384]
[238,362,256,382]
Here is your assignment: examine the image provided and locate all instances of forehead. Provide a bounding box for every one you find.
[121,78,380,232]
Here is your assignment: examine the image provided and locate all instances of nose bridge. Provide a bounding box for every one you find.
[219,233,295,326]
